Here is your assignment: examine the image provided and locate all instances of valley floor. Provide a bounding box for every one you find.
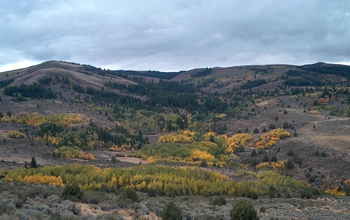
[0,181,349,220]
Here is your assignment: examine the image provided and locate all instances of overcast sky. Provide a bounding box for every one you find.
[0,0,349,72]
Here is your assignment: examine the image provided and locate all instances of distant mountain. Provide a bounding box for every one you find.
[2,60,350,93]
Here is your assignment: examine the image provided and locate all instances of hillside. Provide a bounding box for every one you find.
[0,60,350,219]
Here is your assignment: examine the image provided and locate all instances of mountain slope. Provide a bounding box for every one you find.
[0,60,350,201]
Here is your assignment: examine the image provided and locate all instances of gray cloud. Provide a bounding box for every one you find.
[0,0,349,71]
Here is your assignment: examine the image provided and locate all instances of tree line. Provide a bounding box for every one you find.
[73,81,228,113]
[3,83,57,99]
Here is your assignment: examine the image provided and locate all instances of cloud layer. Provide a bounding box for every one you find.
[1,0,349,71]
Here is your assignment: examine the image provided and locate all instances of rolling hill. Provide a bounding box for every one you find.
[0,60,350,219]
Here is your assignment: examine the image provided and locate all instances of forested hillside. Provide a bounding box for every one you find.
[0,60,350,219]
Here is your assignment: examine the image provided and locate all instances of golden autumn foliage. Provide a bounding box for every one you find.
[256,161,286,170]
[54,146,95,160]
[309,110,320,115]
[109,146,126,152]
[6,130,25,139]
[0,112,86,127]
[158,130,197,143]
[17,174,64,186]
[324,179,350,196]
[2,164,313,197]
[191,149,215,162]
[37,134,60,146]
[255,128,291,149]
[203,132,217,141]
[325,187,346,196]
[131,141,223,166]
[226,133,253,153]
[80,153,95,160]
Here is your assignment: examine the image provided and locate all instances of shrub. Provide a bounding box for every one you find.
[269,190,275,198]
[309,176,316,182]
[111,156,117,164]
[268,124,276,129]
[287,150,295,156]
[161,201,183,220]
[270,155,278,162]
[250,159,258,167]
[147,188,157,197]
[62,183,84,200]
[260,206,266,213]
[200,159,208,167]
[292,154,302,165]
[253,128,259,133]
[250,149,257,157]
[122,188,139,202]
[0,202,15,215]
[230,200,259,220]
[285,159,295,170]
[212,196,227,206]
[82,191,102,204]
[262,154,269,162]
[248,192,259,200]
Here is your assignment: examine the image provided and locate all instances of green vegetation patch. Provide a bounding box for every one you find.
[1,164,313,197]
[130,142,224,165]
[54,146,82,158]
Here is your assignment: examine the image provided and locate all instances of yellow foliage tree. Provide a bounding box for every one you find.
[325,187,346,196]
[1,112,86,127]
[2,164,313,197]
[226,133,253,153]
[19,174,64,186]
[203,132,217,141]
[256,161,286,170]
[255,128,291,149]
[158,130,196,143]
[6,130,25,139]
[191,149,215,162]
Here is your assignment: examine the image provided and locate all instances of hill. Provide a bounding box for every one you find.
[0,60,350,219]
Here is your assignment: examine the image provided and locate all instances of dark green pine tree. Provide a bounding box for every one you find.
[30,157,38,168]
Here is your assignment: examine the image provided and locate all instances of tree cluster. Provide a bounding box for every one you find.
[2,164,313,198]
[4,83,57,99]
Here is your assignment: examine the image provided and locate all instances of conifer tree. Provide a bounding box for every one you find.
[30,157,38,168]
[230,200,259,220]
